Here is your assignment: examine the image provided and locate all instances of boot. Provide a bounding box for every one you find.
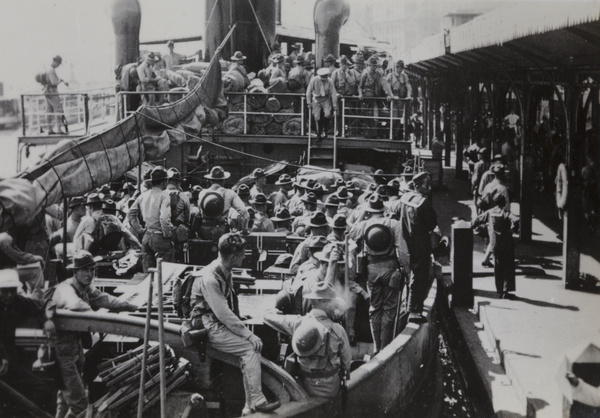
[314,118,322,142]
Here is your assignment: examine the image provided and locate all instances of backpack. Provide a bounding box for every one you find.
[35,72,48,86]
[173,271,196,318]
[89,215,123,254]
[170,191,190,242]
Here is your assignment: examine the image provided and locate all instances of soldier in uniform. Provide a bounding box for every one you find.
[167,168,191,262]
[306,68,339,141]
[127,167,175,272]
[250,193,275,233]
[270,207,293,233]
[249,168,267,200]
[264,282,351,399]
[270,174,293,210]
[323,194,340,222]
[472,147,490,204]
[292,192,322,235]
[289,212,330,275]
[349,195,407,353]
[198,166,249,230]
[398,172,439,323]
[287,56,312,94]
[189,233,280,415]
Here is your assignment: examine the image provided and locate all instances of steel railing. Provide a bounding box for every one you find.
[20,88,116,136]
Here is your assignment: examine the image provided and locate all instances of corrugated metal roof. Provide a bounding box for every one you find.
[450,2,600,53]
[409,33,446,63]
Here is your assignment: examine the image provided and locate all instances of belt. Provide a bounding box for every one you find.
[297,367,339,379]
[145,230,164,235]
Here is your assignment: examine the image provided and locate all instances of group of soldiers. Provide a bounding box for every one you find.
[0,158,444,416]
[225,45,413,140]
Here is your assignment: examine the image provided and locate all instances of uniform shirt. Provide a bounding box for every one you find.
[263,309,351,374]
[47,278,135,341]
[286,194,304,217]
[44,67,61,93]
[399,191,438,256]
[66,215,82,242]
[136,61,154,85]
[190,259,252,339]
[358,70,393,98]
[198,184,249,224]
[472,160,491,194]
[385,71,411,98]
[250,184,265,200]
[289,236,314,275]
[331,67,360,96]
[164,52,183,71]
[270,67,287,85]
[74,210,141,251]
[306,76,338,105]
[288,66,312,93]
[472,206,519,251]
[269,188,289,209]
[478,169,496,197]
[127,187,174,237]
[251,211,275,233]
[349,215,408,268]
[166,184,191,226]
[480,179,511,212]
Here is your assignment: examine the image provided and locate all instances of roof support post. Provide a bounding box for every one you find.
[519,84,533,242]
[563,80,582,289]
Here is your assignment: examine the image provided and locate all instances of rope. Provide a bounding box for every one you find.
[136,111,406,178]
[117,117,134,169]
[246,0,272,56]
[96,131,114,181]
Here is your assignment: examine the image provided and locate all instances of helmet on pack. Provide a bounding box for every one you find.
[200,192,225,218]
[292,317,325,357]
[364,223,393,254]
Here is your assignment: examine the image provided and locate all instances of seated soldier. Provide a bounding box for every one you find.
[250,193,275,233]
[264,282,351,399]
[289,212,330,274]
[271,207,293,234]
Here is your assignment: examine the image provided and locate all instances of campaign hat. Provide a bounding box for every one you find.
[335,186,353,201]
[251,168,266,179]
[67,250,102,270]
[271,54,285,63]
[205,166,231,180]
[323,54,336,63]
[324,194,340,207]
[306,235,328,249]
[337,55,351,65]
[412,171,431,185]
[230,51,247,61]
[271,207,292,222]
[249,193,270,205]
[367,56,379,66]
[236,184,250,196]
[291,42,303,50]
[303,179,318,191]
[275,174,293,186]
[151,166,169,182]
[308,211,328,228]
[85,193,104,205]
[331,213,348,230]
[167,168,182,181]
[301,192,319,205]
[291,316,324,357]
[366,194,385,213]
[69,196,86,209]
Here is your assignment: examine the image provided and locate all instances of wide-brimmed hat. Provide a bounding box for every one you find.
[205,166,231,180]
[102,200,120,213]
[122,182,136,191]
[167,40,175,47]
[337,55,351,65]
[333,178,346,189]
[275,174,293,186]
[478,147,488,155]
[367,56,379,66]
[491,154,505,163]
[85,193,104,205]
[67,250,102,270]
[345,181,361,194]
[231,51,247,61]
[375,185,390,200]
[395,59,405,67]
[301,192,319,205]
[323,54,336,63]
[236,183,250,196]
[292,317,324,357]
[294,56,307,66]
[353,54,365,64]
[151,166,169,182]
[53,55,63,64]
[69,196,86,209]
[492,165,507,174]
[402,166,415,178]
[291,42,303,50]
[308,211,328,228]
[324,194,340,207]
[306,235,328,249]
[366,195,386,213]
[271,207,292,222]
[250,193,270,205]
[271,53,285,63]
[412,171,431,185]
[251,168,266,179]
[317,67,329,77]
[331,213,347,230]
[303,179,318,191]
[305,282,338,300]
[168,168,182,181]
[314,243,346,264]
[0,269,22,288]
[335,187,353,200]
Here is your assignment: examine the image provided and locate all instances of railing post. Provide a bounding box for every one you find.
[307,108,312,165]
[333,112,337,169]
[389,100,394,140]
[402,100,407,141]
[342,97,346,138]
[20,95,26,136]
[244,94,247,134]
[300,96,305,136]
[84,94,90,135]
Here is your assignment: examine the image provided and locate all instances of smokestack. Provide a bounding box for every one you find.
[314,0,350,69]
[110,0,141,66]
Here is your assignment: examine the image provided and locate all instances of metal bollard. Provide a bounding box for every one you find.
[451,220,473,307]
